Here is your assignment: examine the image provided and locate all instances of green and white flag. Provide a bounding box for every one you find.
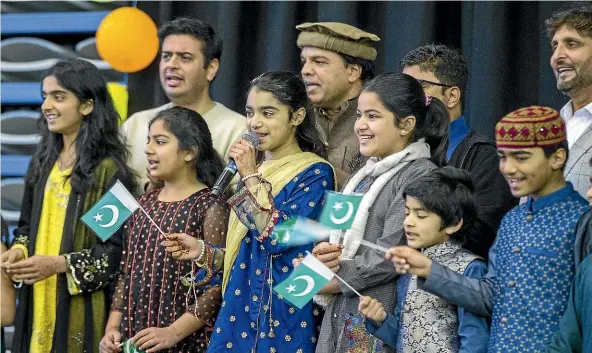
[318,191,363,230]
[271,217,331,248]
[81,180,139,241]
[274,253,335,309]
[121,340,145,353]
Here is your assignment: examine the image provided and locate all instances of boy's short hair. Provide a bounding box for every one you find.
[403,166,477,242]
[543,140,570,172]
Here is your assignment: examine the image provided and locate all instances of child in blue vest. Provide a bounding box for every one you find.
[359,166,489,353]
[388,106,589,353]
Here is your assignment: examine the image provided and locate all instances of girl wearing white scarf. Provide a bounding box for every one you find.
[312,73,450,353]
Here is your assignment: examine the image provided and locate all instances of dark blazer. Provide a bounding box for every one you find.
[449,129,517,259]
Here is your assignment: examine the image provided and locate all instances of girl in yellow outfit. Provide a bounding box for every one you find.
[1,59,136,353]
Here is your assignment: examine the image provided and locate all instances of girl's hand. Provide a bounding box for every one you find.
[312,242,344,273]
[6,255,66,284]
[228,138,258,178]
[99,327,122,353]
[161,233,202,261]
[1,247,25,267]
[131,326,178,353]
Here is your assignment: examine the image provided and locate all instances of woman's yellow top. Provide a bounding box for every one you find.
[30,163,71,353]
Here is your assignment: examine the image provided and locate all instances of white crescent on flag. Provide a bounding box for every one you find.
[292,275,315,297]
[329,201,354,225]
[98,205,119,228]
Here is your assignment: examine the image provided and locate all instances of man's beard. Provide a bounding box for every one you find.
[557,58,592,95]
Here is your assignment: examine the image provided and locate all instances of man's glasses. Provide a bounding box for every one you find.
[417,79,454,88]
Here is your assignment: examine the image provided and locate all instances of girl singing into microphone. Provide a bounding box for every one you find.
[100,107,229,353]
[163,72,335,353]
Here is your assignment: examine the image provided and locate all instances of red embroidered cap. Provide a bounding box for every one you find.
[495,106,566,149]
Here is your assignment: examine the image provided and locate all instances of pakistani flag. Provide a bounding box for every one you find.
[272,217,331,248]
[274,253,335,309]
[81,180,139,241]
[318,191,363,229]
[271,217,298,243]
[121,340,145,353]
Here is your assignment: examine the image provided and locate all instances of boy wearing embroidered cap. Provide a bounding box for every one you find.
[386,106,589,353]
[297,22,379,187]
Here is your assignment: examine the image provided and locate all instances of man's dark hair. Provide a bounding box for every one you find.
[403,166,477,242]
[341,54,375,82]
[545,2,592,39]
[400,44,468,108]
[543,141,570,172]
[158,17,223,68]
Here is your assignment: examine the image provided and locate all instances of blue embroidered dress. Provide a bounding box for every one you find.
[207,161,335,353]
[421,183,589,353]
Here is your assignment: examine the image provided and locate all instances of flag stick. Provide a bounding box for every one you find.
[138,206,168,239]
[359,239,390,253]
[333,272,363,298]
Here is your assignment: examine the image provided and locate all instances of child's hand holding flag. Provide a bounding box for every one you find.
[386,246,433,278]
[359,296,388,325]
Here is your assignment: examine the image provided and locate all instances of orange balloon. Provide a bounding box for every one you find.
[96,7,159,73]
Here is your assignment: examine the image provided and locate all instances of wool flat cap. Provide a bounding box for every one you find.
[495,106,566,149]
[296,22,380,61]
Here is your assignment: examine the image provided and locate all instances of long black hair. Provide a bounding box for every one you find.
[30,59,136,194]
[148,106,225,188]
[248,71,326,159]
[364,73,449,167]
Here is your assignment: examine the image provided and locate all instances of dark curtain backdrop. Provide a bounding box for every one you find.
[129,1,571,139]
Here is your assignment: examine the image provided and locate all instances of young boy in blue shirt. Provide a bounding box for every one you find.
[359,166,489,353]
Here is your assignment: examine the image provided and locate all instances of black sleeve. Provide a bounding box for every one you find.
[464,143,516,259]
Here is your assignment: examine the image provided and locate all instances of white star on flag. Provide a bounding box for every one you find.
[93,213,103,223]
[286,284,296,293]
[332,202,343,211]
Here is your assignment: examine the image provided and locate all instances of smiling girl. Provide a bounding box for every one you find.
[164,71,335,353]
[99,107,229,353]
[312,72,449,353]
[1,59,136,353]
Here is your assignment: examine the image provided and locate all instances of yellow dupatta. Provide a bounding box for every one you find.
[222,152,333,294]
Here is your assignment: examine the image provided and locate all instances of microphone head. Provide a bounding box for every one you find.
[243,131,260,148]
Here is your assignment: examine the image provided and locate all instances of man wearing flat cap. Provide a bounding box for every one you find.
[297,22,379,187]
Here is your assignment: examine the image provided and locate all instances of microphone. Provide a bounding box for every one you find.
[211,131,260,197]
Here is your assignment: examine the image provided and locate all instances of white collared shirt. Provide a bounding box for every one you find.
[560,100,592,148]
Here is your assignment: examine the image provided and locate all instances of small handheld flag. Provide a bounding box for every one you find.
[81,180,139,241]
[120,340,145,353]
[274,253,335,309]
[271,217,331,248]
[318,191,363,230]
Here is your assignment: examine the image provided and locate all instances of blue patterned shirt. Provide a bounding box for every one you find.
[421,183,588,353]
